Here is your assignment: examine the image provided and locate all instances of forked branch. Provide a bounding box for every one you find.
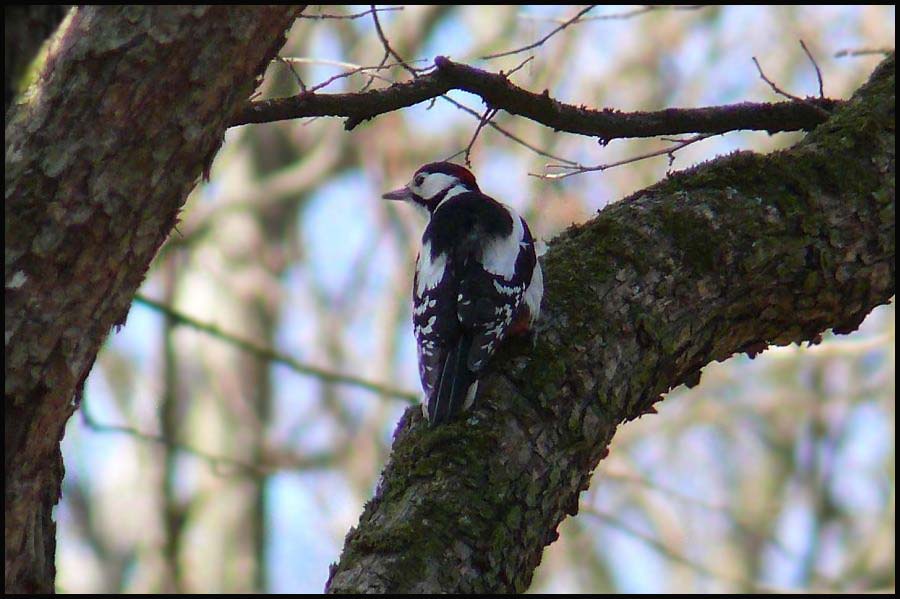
[233,56,839,142]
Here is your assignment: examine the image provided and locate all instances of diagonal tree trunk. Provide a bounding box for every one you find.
[4,6,303,593]
[325,54,894,594]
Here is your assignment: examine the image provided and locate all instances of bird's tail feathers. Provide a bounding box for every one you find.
[429,335,477,426]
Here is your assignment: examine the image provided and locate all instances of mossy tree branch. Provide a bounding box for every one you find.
[4,6,303,593]
[325,54,894,594]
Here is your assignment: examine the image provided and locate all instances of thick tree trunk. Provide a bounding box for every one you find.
[325,54,895,593]
[4,6,302,593]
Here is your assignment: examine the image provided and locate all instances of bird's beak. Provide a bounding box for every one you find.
[382,186,412,202]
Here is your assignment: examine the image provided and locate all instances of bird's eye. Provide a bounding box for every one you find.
[414,174,425,186]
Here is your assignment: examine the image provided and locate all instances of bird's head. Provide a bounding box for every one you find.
[382,162,479,213]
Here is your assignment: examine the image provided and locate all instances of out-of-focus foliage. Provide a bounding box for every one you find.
[54,5,894,593]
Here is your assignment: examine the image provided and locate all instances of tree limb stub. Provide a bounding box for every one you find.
[235,55,840,141]
[325,54,894,594]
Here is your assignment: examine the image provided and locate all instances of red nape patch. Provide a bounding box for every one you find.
[444,164,477,188]
[419,161,479,190]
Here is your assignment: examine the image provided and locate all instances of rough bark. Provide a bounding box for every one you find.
[325,54,894,594]
[4,6,303,593]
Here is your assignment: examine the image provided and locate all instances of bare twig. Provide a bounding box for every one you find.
[602,470,816,566]
[532,133,716,180]
[520,4,704,23]
[280,56,427,74]
[358,4,421,92]
[482,5,597,60]
[370,3,419,78]
[81,397,342,476]
[81,394,258,476]
[799,40,824,98]
[299,6,403,20]
[752,56,805,103]
[278,56,307,93]
[503,55,535,79]
[834,47,893,58]
[580,506,818,593]
[752,55,831,119]
[439,95,579,166]
[309,19,559,165]
[463,107,499,167]
[362,56,391,92]
[278,57,426,94]
[133,294,419,403]
[358,5,399,92]
[280,55,566,165]
[441,148,467,163]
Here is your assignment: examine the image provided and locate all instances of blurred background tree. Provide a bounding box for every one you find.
[49,5,893,593]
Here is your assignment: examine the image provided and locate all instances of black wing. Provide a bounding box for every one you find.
[463,215,536,372]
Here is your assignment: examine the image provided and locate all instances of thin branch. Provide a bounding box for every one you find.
[279,56,427,75]
[799,40,824,98]
[580,507,829,593]
[370,3,419,78]
[752,55,830,118]
[81,395,257,476]
[81,396,341,476]
[463,107,499,167]
[298,6,403,20]
[503,55,535,79]
[752,56,805,103]
[358,4,404,92]
[602,471,819,567]
[520,5,704,23]
[533,133,715,180]
[439,94,579,166]
[234,56,839,141]
[441,148,467,163]
[834,47,893,58]
[278,57,417,94]
[482,5,598,60]
[133,294,419,403]
[278,56,307,93]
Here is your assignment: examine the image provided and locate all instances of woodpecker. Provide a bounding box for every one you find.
[383,162,543,426]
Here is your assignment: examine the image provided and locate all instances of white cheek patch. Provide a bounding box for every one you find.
[415,173,458,201]
[481,213,524,278]
[415,241,447,297]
